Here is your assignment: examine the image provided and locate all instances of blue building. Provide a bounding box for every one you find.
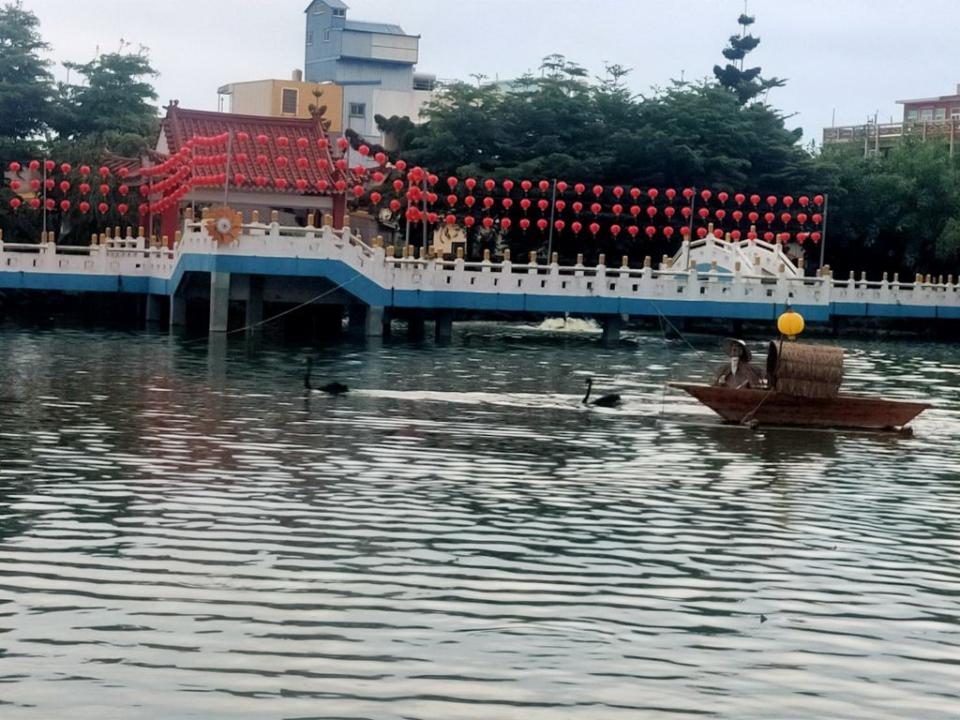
[304,0,433,141]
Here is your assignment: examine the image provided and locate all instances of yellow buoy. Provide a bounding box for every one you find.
[777,308,805,339]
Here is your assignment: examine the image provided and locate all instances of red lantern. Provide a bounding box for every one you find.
[613,186,624,198]
[811,231,822,242]
[592,184,603,198]
[45,198,55,210]
[352,184,364,197]
[798,196,810,207]
[44,179,54,191]
[783,195,794,207]
[732,210,743,222]
[98,166,110,177]
[117,203,129,214]
[357,144,370,156]
[392,179,404,192]
[717,191,729,203]
[697,227,707,238]
[750,194,761,206]
[519,218,530,231]
[275,178,289,190]
[8,161,20,172]
[555,200,566,212]
[97,202,109,213]
[714,229,724,239]
[715,209,726,220]
[315,179,329,192]
[465,178,477,192]
[446,194,457,207]
[590,202,601,215]
[630,187,641,200]
[464,195,476,208]
[572,201,583,214]
[503,179,514,192]
[731,229,741,240]
[682,188,694,200]
[79,201,90,213]
[664,206,676,219]
[797,213,808,224]
[797,232,808,243]
[295,157,309,170]
[646,226,657,238]
[29,160,41,172]
[395,160,407,172]
[680,206,692,219]
[665,188,677,201]
[646,206,658,219]
[780,212,791,224]
[334,158,347,171]
[118,184,129,196]
[294,178,307,191]
[663,226,675,239]
[335,137,349,150]
[483,197,494,209]
[589,222,600,235]
[9,180,20,191]
[483,178,495,192]
[537,198,549,212]
[389,199,401,212]
[571,221,583,234]
[697,208,709,220]
[734,193,745,205]
[45,160,55,172]
[629,205,641,217]
[30,179,40,191]
[574,183,585,195]
[369,191,382,204]
[538,180,550,193]
[502,198,513,210]
[628,225,640,237]
[500,217,511,231]
[521,180,532,193]
[99,183,110,195]
[520,198,531,211]
[554,219,565,232]
[748,211,759,223]
[60,163,72,174]
[446,176,458,189]
[610,223,621,236]
[556,181,567,193]
[444,213,456,225]
[812,213,823,224]
[536,218,548,231]
[700,189,712,202]
[764,212,775,224]
[647,188,659,200]
[763,231,775,242]
[374,151,387,165]
[766,195,777,207]
[8,197,21,209]
[482,217,494,229]
[612,203,622,215]
[747,231,757,240]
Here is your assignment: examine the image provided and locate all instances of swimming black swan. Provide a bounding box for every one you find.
[582,377,621,407]
[304,358,349,395]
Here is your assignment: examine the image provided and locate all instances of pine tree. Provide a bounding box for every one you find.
[713,13,784,105]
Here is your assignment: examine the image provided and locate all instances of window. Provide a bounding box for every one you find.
[306,30,314,45]
[906,109,918,121]
[935,107,946,121]
[951,107,960,120]
[281,88,299,114]
[413,76,436,91]
[920,108,934,121]
[323,29,331,42]
[349,102,366,117]
[332,7,345,16]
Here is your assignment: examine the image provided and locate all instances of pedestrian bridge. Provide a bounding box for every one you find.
[1,217,958,337]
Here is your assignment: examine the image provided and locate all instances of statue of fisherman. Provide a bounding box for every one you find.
[714,338,765,389]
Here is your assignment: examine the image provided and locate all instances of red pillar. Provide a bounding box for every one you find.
[160,201,179,243]
[332,194,346,229]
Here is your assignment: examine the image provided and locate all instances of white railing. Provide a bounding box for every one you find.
[1,220,959,314]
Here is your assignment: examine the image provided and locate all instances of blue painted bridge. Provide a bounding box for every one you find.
[2,220,959,336]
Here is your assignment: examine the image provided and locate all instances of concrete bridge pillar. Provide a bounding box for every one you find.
[169,294,187,330]
[407,313,425,340]
[209,271,231,333]
[435,311,453,343]
[144,294,164,327]
[366,306,386,337]
[601,315,623,345]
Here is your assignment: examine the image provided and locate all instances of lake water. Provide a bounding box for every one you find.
[1,321,959,719]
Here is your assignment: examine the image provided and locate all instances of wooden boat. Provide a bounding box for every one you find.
[670,382,931,431]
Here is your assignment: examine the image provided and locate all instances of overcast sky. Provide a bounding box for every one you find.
[25,0,960,145]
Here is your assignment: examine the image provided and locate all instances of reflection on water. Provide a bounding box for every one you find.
[0,322,959,719]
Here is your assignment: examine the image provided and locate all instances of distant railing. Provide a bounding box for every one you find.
[823,119,960,145]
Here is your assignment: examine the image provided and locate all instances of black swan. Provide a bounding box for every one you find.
[304,359,349,395]
[583,377,621,407]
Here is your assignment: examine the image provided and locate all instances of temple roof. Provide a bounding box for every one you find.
[158,102,351,195]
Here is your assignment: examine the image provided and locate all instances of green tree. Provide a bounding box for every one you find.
[50,50,159,156]
[713,13,784,105]
[0,0,53,159]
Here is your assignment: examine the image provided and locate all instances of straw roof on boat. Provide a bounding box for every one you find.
[766,341,843,399]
